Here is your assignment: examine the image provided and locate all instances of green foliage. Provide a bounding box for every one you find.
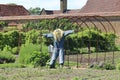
[22,21,36,31]
[22,19,77,30]
[2,45,18,54]
[0,27,117,57]
[66,28,117,53]
[18,43,41,65]
[72,77,81,80]
[21,20,117,53]
[12,47,18,54]
[0,63,26,68]
[0,21,7,28]
[91,62,116,70]
[0,76,6,80]
[18,43,49,67]
[28,7,41,15]
[0,30,19,50]
[29,51,50,67]
[103,63,116,70]
[116,63,120,70]
[0,30,26,50]
[0,50,15,64]
[25,29,40,44]
[3,45,12,53]
[3,26,18,31]
[0,32,3,49]
[19,31,26,44]
[79,47,96,54]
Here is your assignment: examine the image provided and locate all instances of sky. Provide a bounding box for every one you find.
[0,0,88,10]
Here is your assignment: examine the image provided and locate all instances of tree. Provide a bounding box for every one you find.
[28,7,41,15]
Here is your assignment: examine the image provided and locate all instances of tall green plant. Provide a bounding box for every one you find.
[18,43,40,64]
[18,42,49,66]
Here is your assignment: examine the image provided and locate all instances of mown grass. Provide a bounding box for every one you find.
[0,68,120,80]
[0,51,120,80]
[0,63,26,68]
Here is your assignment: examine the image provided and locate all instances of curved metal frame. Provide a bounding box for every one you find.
[51,16,116,68]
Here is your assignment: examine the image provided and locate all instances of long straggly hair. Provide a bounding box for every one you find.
[53,29,64,41]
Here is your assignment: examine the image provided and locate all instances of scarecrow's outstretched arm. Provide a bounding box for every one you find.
[64,30,74,36]
[42,33,53,38]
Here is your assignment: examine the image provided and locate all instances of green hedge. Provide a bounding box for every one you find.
[0,30,20,50]
[65,28,117,52]
[0,26,117,53]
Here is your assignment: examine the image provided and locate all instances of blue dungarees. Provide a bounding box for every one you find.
[43,30,74,66]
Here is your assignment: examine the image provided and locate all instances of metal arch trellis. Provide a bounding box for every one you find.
[77,17,97,66]
[47,15,116,68]
[17,15,116,68]
[76,17,102,65]
[82,16,107,62]
[81,17,101,63]
[96,16,116,64]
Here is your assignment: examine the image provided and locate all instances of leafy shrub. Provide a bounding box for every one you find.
[0,45,16,64]
[0,51,15,64]
[29,51,49,67]
[103,62,116,70]
[3,45,12,53]
[0,30,25,50]
[12,47,18,54]
[90,62,116,70]
[0,30,19,50]
[18,43,46,65]
[25,29,40,44]
[66,28,117,53]
[2,45,18,55]
[18,43,49,67]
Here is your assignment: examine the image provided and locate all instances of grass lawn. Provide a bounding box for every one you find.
[0,51,120,80]
[0,67,120,80]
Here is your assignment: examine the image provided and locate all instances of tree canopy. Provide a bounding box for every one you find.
[28,7,41,15]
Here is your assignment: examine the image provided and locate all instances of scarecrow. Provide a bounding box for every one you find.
[43,29,74,68]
